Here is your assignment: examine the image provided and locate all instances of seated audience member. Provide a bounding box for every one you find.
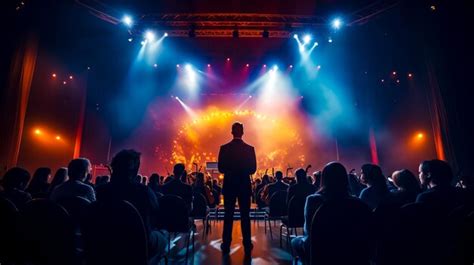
[26,167,52,198]
[256,175,270,195]
[386,169,421,205]
[212,179,222,206]
[312,171,322,191]
[50,158,96,202]
[148,173,161,194]
[192,172,215,206]
[49,167,68,193]
[84,173,94,187]
[262,171,289,204]
[95,149,166,258]
[287,168,317,204]
[348,171,364,197]
[160,163,193,212]
[0,167,32,208]
[291,162,353,264]
[416,159,466,213]
[359,164,389,210]
[418,160,431,191]
[159,175,165,185]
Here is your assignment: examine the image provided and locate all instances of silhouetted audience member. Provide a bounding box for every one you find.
[95,149,166,258]
[286,168,317,205]
[312,171,322,190]
[291,162,353,264]
[418,160,431,191]
[51,158,96,202]
[49,167,68,193]
[0,167,32,208]
[161,163,193,212]
[416,159,466,213]
[84,173,94,187]
[348,172,364,197]
[386,169,421,205]
[256,174,270,195]
[26,167,51,198]
[212,179,222,206]
[262,171,289,204]
[193,172,215,206]
[359,164,389,210]
[148,173,161,194]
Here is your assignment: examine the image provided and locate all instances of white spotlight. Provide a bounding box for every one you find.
[272,65,278,71]
[144,30,155,42]
[185,64,192,71]
[164,32,169,37]
[293,34,298,39]
[332,18,342,30]
[328,37,333,43]
[303,34,311,44]
[122,15,133,27]
[314,41,319,47]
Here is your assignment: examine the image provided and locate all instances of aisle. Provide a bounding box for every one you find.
[165,219,296,265]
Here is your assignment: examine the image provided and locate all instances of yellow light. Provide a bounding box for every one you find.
[34,129,41,135]
[55,135,61,140]
[417,133,424,139]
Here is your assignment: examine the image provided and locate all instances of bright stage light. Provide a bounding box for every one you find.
[34,129,41,135]
[128,38,133,42]
[417,132,424,139]
[144,30,155,42]
[303,34,311,44]
[207,64,211,67]
[246,63,250,67]
[164,32,168,37]
[122,15,133,27]
[293,34,298,39]
[263,64,267,68]
[52,73,56,78]
[299,46,305,52]
[314,41,319,47]
[272,65,278,71]
[289,65,293,68]
[332,18,342,30]
[185,64,192,71]
[69,75,73,80]
[55,135,61,140]
[408,73,413,78]
[153,63,158,68]
[226,57,231,62]
[328,37,333,43]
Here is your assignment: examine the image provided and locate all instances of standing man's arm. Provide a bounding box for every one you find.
[248,146,257,175]
[218,146,227,174]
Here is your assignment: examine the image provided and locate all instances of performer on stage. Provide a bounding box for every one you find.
[218,122,257,255]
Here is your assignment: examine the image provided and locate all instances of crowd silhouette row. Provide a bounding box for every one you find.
[1,149,474,265]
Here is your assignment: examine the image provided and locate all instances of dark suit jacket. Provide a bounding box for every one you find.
[160,177,193,211]
[218,138,257,196]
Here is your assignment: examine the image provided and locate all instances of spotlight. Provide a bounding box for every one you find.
[317,65,321,69]
[293,34,298,39]
[314,41,319,47]
[185,64,192,71]
[396,79,400,83]
[140,41,146,45]
[381,79,385,82]
[289,65,293,68]
[303,34,311,44]
[164,32,168,37]
[226,57,231,62]
[249,95,252,98]
[331,18,342,30]
[417,132,424,139]
[272,65,278,71]
[144,30,155,42]
[63,81,67,85]
[128,38,133,42]
[246,63,250,67]
[328,37,333,43]
[122,15,133,27]
[176,64,180,68]
[52,73,56,78]
[69,75,73,80]
[207,64,211,67]
[263,64,267,68]
[153,63,158,68]
[55,135,61,140]
[408,73,413,78]
[392,71,397,75]
[34,129,41,135]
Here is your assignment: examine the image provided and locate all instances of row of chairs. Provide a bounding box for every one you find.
[0,192,213,265]
[257,190,474,265]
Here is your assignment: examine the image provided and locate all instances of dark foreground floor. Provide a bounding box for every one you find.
[165,218,296,265]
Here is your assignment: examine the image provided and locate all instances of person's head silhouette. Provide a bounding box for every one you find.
[231,122,244,138]
[173,163,185,180]
[295,168,308,183]
[110,149,141,183]
[275,171,283,181]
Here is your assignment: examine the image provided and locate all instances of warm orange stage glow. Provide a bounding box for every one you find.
[34,129,41,135]
[417,133,424,139]
[55,135,61,140]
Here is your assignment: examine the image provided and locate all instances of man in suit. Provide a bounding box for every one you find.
[261,171,289,205]
[160,163,193,213]
[218,122,257,255]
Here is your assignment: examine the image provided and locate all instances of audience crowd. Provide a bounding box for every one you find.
[1,149,473,265]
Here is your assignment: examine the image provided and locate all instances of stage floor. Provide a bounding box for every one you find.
[165,219,298,265]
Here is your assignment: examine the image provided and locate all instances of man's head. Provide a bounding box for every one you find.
[68,158,91,181]
[110,149,141,182]
[427,159,453,187]
[173,163,185,180]
[275,171,283,181]
[295,168,307,183]
[418,160,431,187]
[231,122,244,138]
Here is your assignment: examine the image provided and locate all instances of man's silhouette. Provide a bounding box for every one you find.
[218,122,257,255]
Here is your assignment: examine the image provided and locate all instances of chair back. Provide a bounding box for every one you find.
[0,197,20,263]
[56,196,91,228]
[20,199,77,265]
[191,192,208,219]
[82,200,148,265]
[286,196,306,227]
[268,190,287,217]
[310,197,371,265]
[157,195,191,232]
[399,202,447,265]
